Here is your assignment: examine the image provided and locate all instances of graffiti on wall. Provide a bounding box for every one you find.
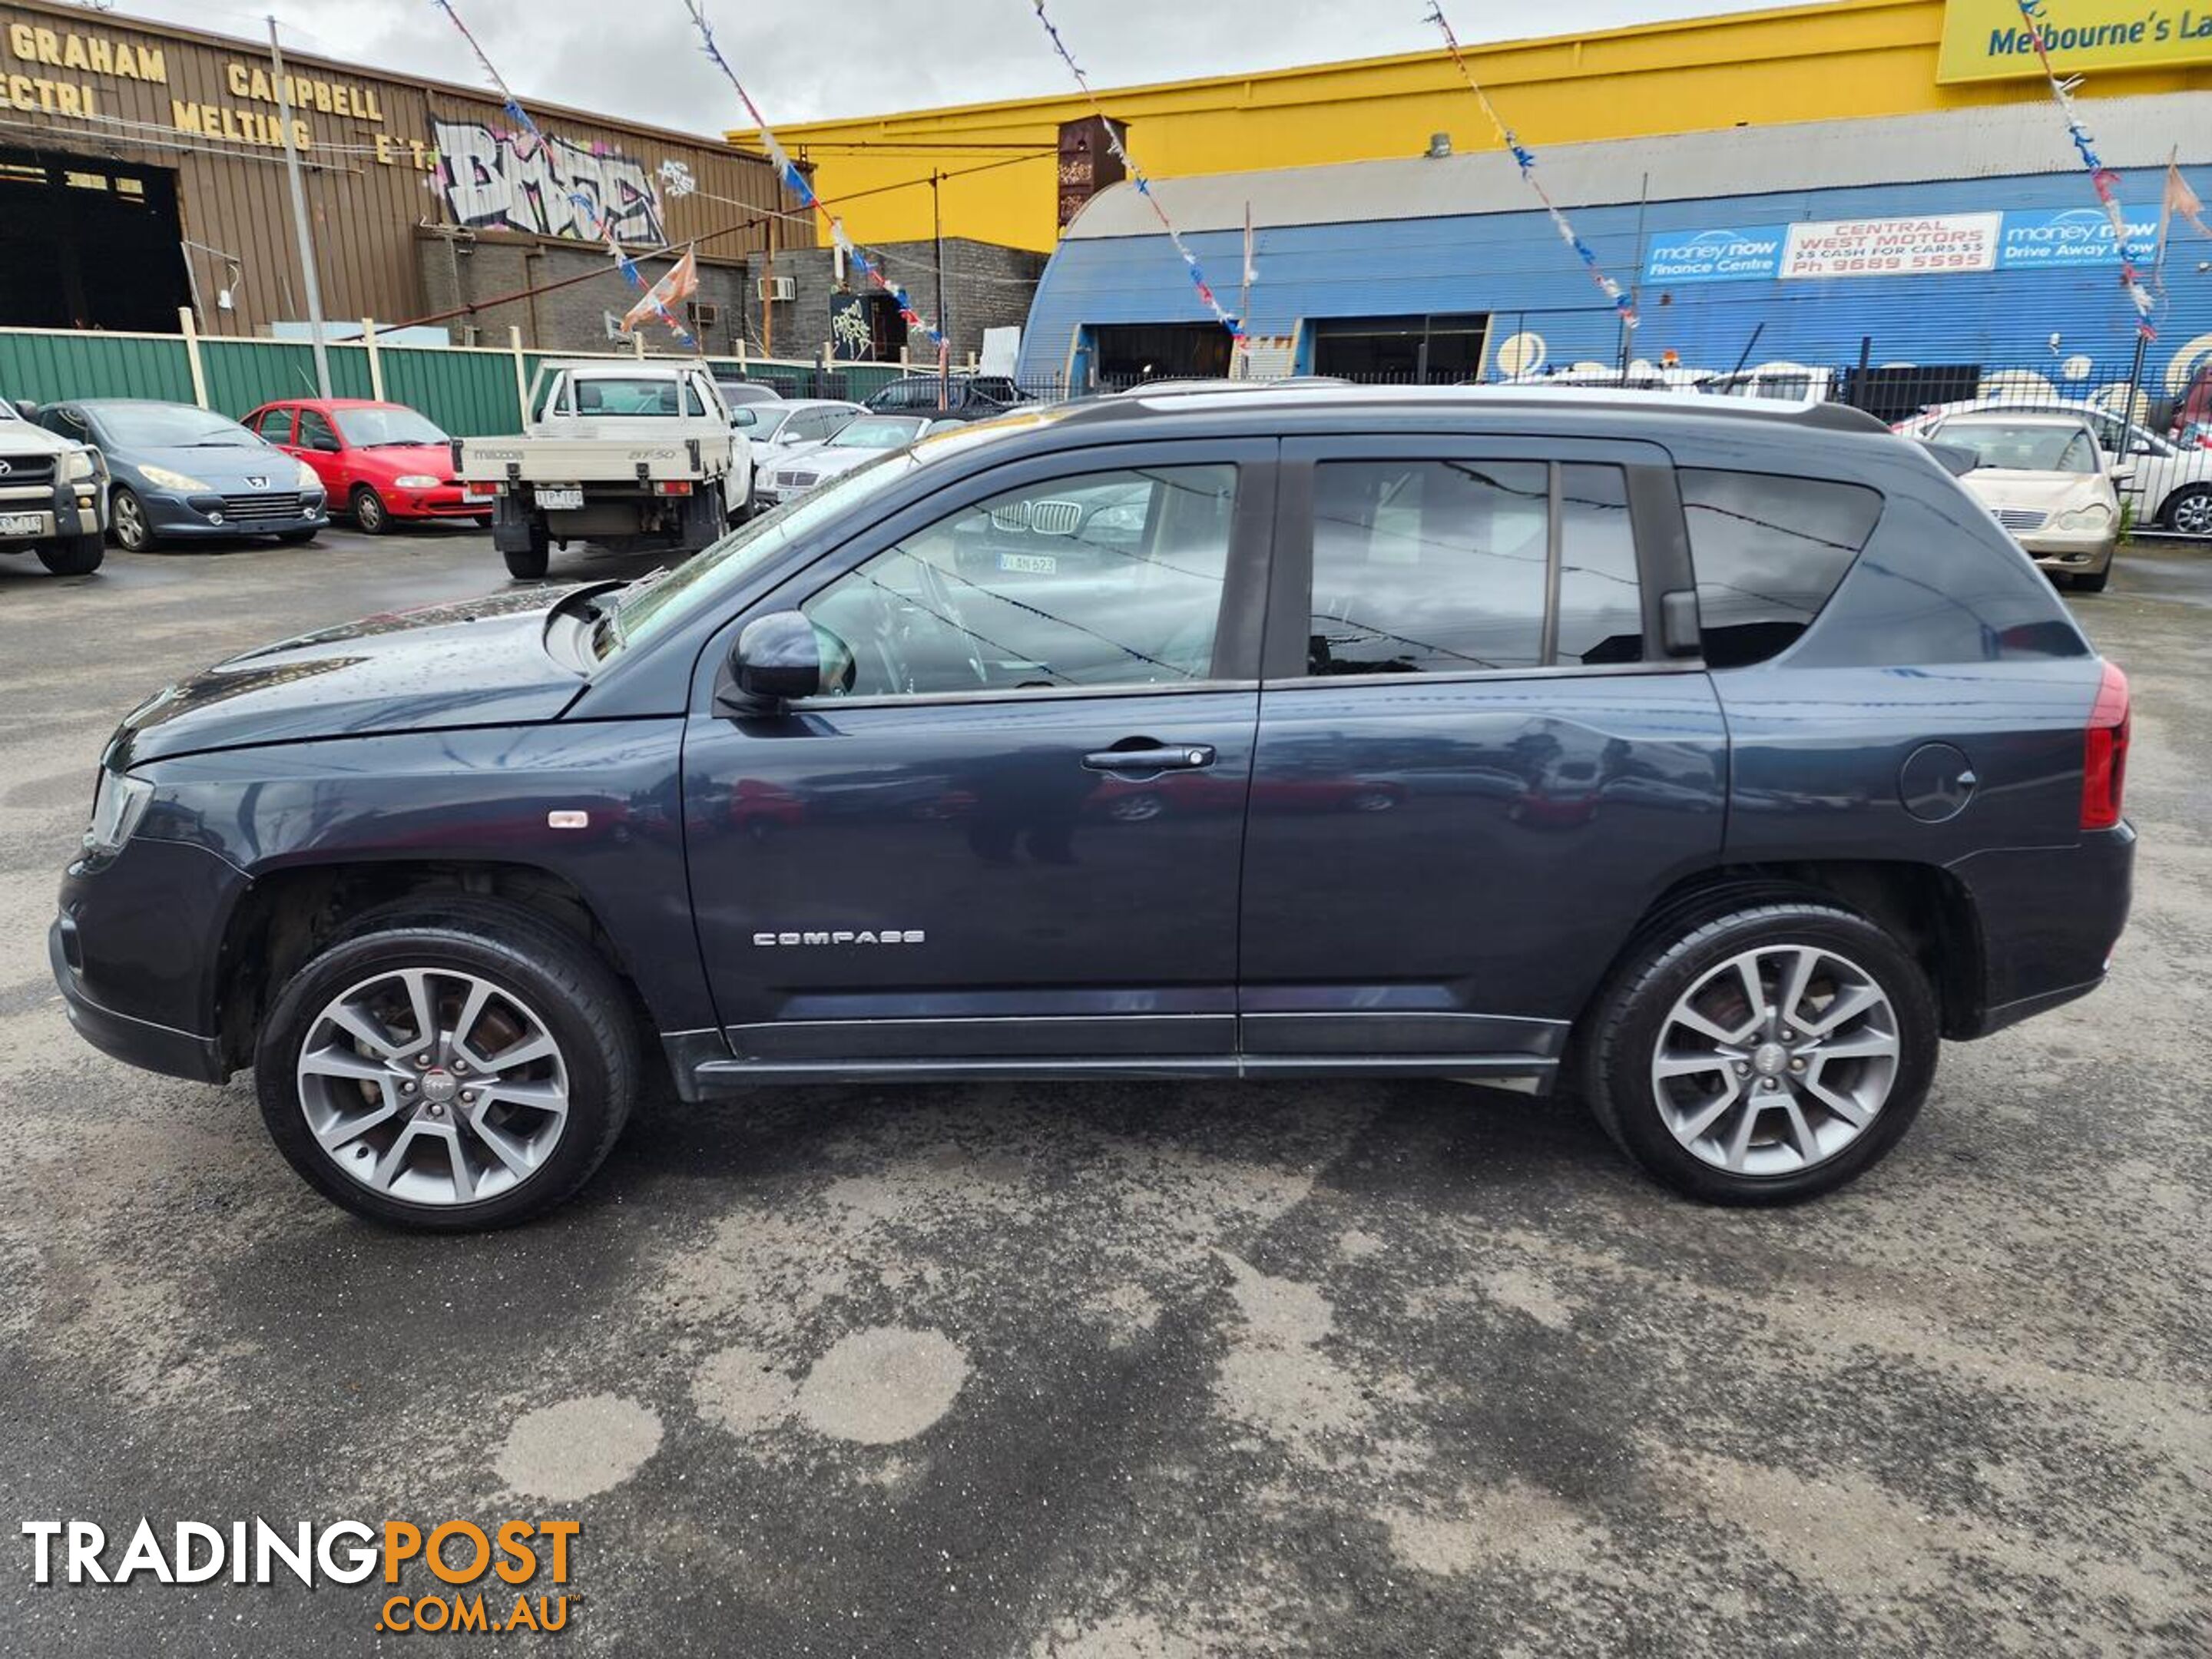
[433,120,667,243]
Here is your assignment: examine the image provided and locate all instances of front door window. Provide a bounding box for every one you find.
[800,464,1238,697]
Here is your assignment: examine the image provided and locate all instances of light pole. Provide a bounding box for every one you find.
[270,16,332,398]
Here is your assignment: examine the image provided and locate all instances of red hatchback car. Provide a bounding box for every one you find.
[241,399,486,534]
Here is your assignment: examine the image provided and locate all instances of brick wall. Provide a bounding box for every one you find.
[751,237,1045,364]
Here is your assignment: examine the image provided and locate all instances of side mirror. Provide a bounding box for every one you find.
[2109,464,2135,485]
[2130,440,2158,457]
[14,399,37,420]
[313,434,341,453]
[726,611,822,707]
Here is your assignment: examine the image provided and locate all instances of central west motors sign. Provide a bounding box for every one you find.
[1643,210,2167,283]
[1938,0,2212,82]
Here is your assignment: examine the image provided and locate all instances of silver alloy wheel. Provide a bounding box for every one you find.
[111,489,147,550]
[2171,488,2212,538]
[294,967,571,1207]
[1650,943,1900,1176]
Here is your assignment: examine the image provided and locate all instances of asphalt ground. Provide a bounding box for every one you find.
[0,527,2205,1657]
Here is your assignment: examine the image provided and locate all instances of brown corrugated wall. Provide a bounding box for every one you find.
[0,0,807,336]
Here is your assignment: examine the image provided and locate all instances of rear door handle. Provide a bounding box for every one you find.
[1082,740,1216,773]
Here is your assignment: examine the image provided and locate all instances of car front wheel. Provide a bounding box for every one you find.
[1579,902,1937,1204]
[350,485,389,534]
[109,486,153,551]
[255,901,637,1230]
[2162,483,2212,538]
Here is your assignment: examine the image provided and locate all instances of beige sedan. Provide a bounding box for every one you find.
[1927,412,2126,592]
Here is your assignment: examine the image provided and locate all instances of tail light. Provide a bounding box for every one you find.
[2081,661,2130,830]
[652,480,694,497]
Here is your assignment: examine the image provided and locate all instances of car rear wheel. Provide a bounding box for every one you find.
[255,901,637,1230]
[502,518,551,579]
[108,486,153,551]
[37,531,104,575]
[349,485,390,534]
[2162,483,2212,537]
[1579,902,1936,1204]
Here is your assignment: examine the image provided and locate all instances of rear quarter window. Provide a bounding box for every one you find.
[1678,469,1883,667]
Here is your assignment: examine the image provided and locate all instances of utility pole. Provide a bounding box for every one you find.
[933,169,947,409]
[270,18,331,397]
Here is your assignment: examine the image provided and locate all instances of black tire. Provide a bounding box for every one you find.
[254,899,638,1231]
[1578,902,1938,1204]
[350,485,389,534]
[502,518,551,579]
[2070,565,2111,594]
[2161,483,2212,538]
[37,531,104,575]
[108,485,154,551]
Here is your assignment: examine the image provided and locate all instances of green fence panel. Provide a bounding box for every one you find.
[0,331,195,406]
[377,346,522,436]
[198,339,392,418]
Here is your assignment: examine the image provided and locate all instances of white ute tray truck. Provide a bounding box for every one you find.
[457,359,750,578]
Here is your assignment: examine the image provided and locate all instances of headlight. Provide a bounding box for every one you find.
[140,464,210,492]
[64,449,99,482]
[393,474,441,488]
[293,459,323,491]
[84,770,153,857]
[2056,503,2114,531]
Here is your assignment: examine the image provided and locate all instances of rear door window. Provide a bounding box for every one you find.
[1677,469,1882,668]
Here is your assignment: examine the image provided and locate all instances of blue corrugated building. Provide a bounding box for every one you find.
[1018,92,2212,416]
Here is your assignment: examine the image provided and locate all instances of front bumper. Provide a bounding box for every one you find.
[49,917,227,1082]
[0,472,104,544]
[144,489,329,538]
[2016,525,2117,573]
[389,484,486,520]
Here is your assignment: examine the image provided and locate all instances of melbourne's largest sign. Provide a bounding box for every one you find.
[1937,0,2212,82]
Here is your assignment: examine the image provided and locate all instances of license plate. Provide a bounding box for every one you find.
[998,551,1057,575]
[535,487,584,511]
[0,512,45,536]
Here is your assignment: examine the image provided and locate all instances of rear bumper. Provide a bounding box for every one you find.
[1947,823,2134,1038]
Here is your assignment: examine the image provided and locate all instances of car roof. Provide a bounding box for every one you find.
[257,397,405,410]
[1939,410,2093,428]
[1057,382,1890,435]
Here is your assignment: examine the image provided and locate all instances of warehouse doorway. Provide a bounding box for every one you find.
[1310,313,1488,384]
[0,149,190,332]
[1089,323,1232,388]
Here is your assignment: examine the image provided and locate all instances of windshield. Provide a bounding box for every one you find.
[601,447,927,656]
[1944,422,2098,473]
[95,404,261,448]
[830,416,924,449]
[332,406,447,447]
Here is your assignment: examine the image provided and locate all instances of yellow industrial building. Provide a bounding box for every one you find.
[731,0,2212,253]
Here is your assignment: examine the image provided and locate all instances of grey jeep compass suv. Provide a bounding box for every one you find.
[50,387,2134,1230]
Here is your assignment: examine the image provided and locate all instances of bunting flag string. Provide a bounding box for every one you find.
[679,1,945,351]
[1026,1,1243,339]
[1424,4,1635,329]
[429,0,696,346]
[2012,0,2155,337]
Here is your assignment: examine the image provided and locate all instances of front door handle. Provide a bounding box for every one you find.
[1081,740,1216,773]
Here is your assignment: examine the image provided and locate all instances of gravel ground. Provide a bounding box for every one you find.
[0,529,2204,1657]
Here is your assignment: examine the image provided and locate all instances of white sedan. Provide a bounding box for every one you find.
[1896,396,2212,536]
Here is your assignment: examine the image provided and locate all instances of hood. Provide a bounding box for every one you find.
[1961,470,2114,513]
[790,445,882,479]
[109,587,588,767]
[0,418,75,459]
[124,442,297,489]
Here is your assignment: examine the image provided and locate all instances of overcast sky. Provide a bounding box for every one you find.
[117,0,1750,136]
